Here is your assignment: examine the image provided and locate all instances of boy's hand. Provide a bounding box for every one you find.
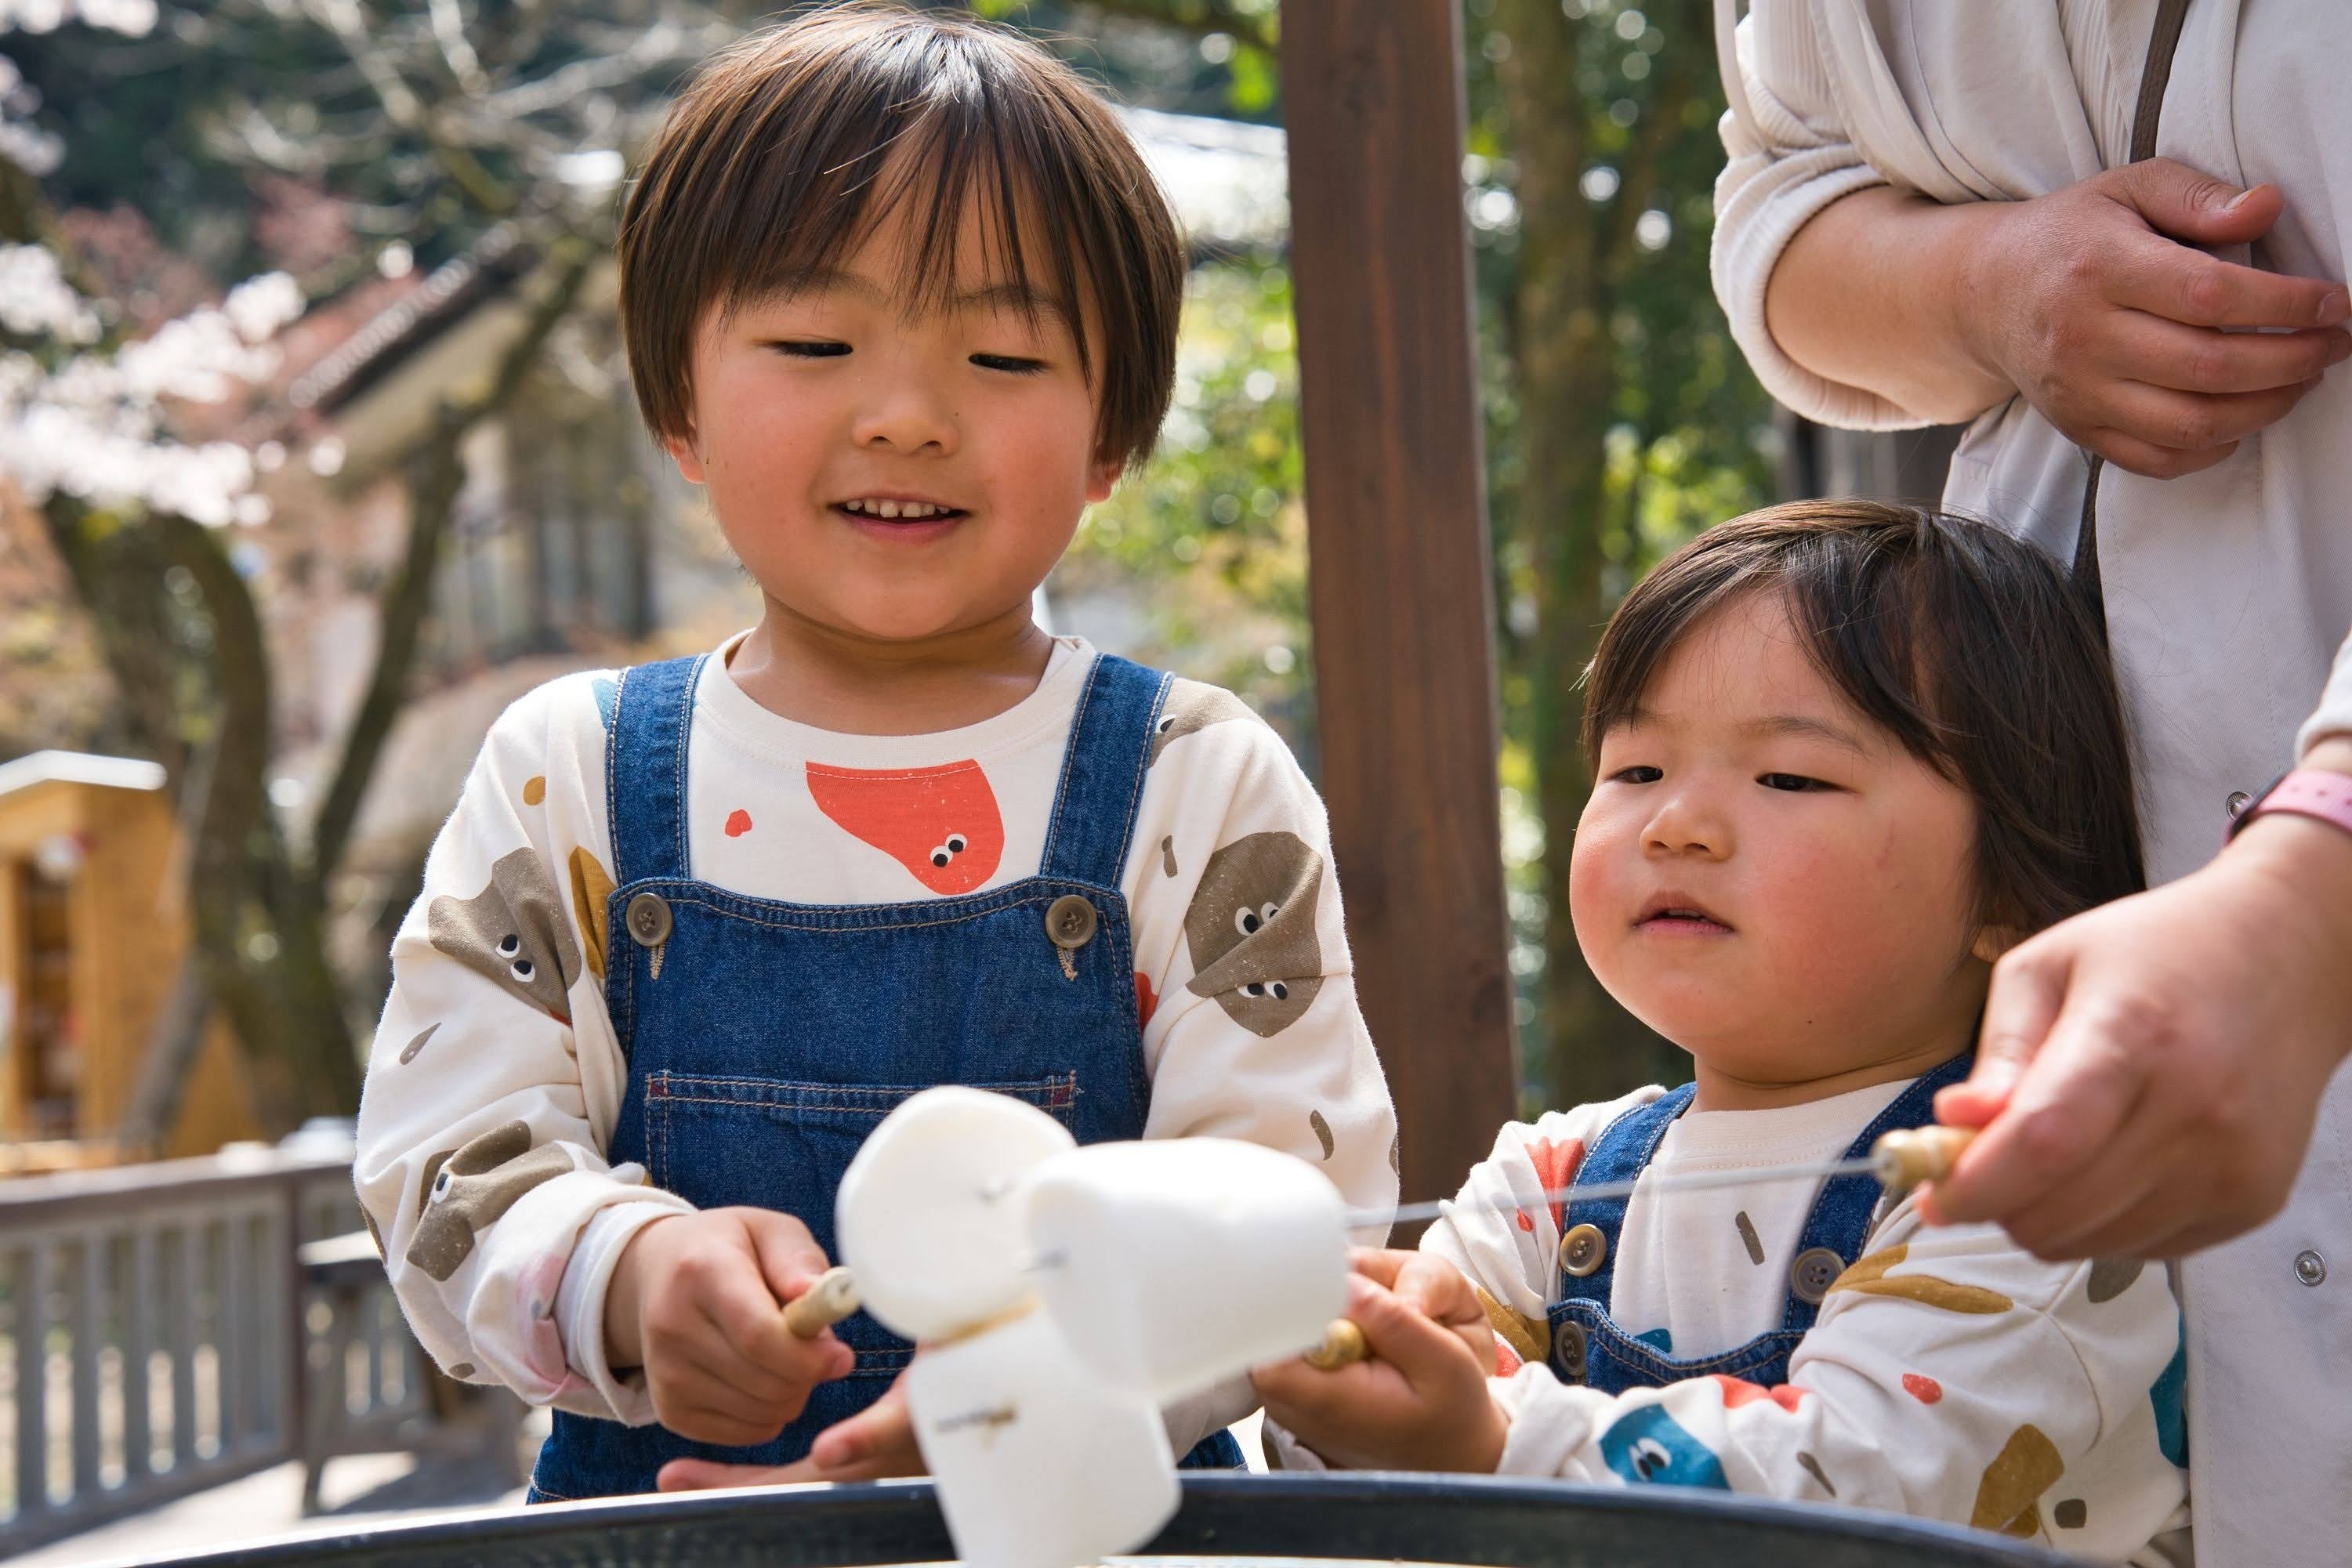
[605,1208,856,1447]
[1251,1249,1506,1473]
[655,1371,926,1491]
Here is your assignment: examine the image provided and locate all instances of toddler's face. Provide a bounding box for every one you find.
[1569,591,1998,1103]
[666,186,1118,646]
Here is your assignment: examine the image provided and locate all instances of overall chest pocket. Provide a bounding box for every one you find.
[644,1071,1080,1374]
[643,1071,1079,1240]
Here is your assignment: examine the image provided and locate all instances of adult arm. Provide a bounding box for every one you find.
[1933,731,2352,1258]
[1714,7,2351,474]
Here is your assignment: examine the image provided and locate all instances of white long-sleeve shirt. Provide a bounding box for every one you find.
[354,634,1397,1447]
[1275,1081,2191,1564]
[1711,9,2352,1560]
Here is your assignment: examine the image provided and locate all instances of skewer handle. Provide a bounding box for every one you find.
[1304,1318,1368,1371]
[1869,1125,1977,1197]
[784,1266,861,1338]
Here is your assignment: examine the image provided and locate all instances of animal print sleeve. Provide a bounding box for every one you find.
[354,672,692,1423]
[1479,1210,2187,1559]
[1124,679,1399,1227]
[1123,681,1399,1454]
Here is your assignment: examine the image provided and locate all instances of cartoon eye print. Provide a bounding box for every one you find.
[808,762,1004,894]
[1184,834,1327,1038]
[1596,1404,1729,1491]
[1628,1438,1674,1482]
[406,1121,583,1284]
[1234,900,1281,938]
[427,850,583,1025]
[1149,679,1266,766]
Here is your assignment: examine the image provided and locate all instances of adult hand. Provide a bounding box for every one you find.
[655,1373,923,1491]
[1251,1249,1505,1473]
[1959,159,2351,478]
[604,1208,855,1448]
[1930,744,2352,1258]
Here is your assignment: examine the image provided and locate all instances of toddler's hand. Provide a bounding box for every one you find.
[1251,1249,1506,1473]
[655,1368,924,1491]
[606,1207,856,1447]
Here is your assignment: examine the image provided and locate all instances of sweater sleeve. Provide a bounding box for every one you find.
[1470,1205,2185,1548]
[1710,0,1925,431]
[1123,679,1401,1450]
[352,672,691,1425]
[2296,625,2352,757]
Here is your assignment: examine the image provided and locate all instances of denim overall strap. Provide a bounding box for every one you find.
[605,654,708,887]
[1557,1084,1698,1311]
[1775,1050,1976,1334]
[1038,654,1172,888]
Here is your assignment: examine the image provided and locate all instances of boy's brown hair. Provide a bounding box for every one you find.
[618,2,1186,469]
[1583,501,2146,936]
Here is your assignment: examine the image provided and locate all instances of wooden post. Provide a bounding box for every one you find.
[1279,0,1517,1207]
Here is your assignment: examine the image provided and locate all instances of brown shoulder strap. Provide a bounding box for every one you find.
[2078,0,2195,623]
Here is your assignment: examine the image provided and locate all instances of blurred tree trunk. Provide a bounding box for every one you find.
[38,239,597,1133]
[1495,0,1705,1103]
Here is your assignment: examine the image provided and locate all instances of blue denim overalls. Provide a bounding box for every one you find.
[528,650,1245,1500]
[1545,1054,1973,1403]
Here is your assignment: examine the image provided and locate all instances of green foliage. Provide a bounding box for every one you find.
[1054,258,1313,747]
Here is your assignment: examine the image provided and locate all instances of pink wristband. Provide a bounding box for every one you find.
[2230,767,2352,844]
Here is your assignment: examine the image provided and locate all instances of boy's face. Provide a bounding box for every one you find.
[665,186,1120,646]
[1569,591,2000,1103]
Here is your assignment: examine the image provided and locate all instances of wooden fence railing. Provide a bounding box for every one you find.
[0,1146,426,1556]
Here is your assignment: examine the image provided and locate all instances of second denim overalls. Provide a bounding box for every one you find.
[1544,1055,1973,1405]
[528,650,1245,1500]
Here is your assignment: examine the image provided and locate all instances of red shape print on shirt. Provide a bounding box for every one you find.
[1902,1373,1944,1405]
[806,760,1006,894]
[1135,972,1158,1027]
[1527,1136,1586,1233]
[1709,1374,1807,1413]
[725,809,753,838]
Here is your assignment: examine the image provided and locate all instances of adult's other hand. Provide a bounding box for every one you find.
[1930,744,2352,1258]
[1959,159,2351,478]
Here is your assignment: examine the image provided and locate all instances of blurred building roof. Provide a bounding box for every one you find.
[0,750,167,799]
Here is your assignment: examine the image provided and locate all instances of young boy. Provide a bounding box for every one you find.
[354,2,1396,1501]
[1256,505,2191,1564]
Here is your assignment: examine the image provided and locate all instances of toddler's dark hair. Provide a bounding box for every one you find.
[1583,501,2145,934]
[618,1,1186,470]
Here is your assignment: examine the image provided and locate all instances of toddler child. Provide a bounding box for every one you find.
[1256,503,2190,1565]
[355,2,1396,1501]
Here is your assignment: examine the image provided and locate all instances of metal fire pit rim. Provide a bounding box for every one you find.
[114,1471,2076,1568]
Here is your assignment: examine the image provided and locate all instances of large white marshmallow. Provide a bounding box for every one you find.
[1024,1137,1349,1401]
[835,1086,1075,1342]
[907,1307,1178,1568]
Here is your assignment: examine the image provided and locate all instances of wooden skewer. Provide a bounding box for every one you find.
[784,1266,862,1338]
[1304,1317,1368,1371]
[1869,1125,1977,1197]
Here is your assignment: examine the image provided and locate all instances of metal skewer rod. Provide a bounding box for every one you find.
[1311,1124,1977,1369]
[1350,1154,1883,1231]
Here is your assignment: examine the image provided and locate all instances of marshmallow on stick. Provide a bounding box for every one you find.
[835,1088,1351,1568]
